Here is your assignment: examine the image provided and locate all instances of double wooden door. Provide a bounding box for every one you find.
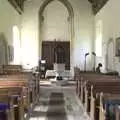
[42,41,70,70]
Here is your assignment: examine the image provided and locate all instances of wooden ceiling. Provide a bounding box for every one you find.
[8,0,25,14]
[88,0,109,14]
[8,0,109,15]
[22,0,109,15]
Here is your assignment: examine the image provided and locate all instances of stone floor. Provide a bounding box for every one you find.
[29,80,91,120]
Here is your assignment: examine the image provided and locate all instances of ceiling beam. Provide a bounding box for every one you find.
[88,0,109,14]
[8,0,25,14]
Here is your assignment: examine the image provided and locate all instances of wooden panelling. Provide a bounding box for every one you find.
[42,41,70,70]
[88,0,109,14]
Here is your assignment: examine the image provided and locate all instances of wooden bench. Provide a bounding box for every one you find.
[115,105,120,120]
[0,88,24,120]
[82,77,120,119]
[77,75,119,105]
[92,93,120,120]
[0,71,40,120]
[77,73,119,101]
[0,83,29,118]
[0,71,40,101]
[0,94,13,120]
[0,65,22,75]
[88,82,120,120]
[75,72,120,120]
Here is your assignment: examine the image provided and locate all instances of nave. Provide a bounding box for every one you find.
[1,65,120,120]
[29,80,90,120]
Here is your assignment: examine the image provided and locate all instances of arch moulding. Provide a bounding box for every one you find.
[39,0,74,72]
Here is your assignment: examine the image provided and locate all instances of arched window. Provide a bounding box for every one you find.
[13,26,21,64]
[95,20,102,57]
[54,45,65,63]
[0,33,8,64]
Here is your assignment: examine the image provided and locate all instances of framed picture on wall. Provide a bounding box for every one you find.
[115,37,120,56]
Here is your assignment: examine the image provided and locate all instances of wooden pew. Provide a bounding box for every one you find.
[78,74,120,104]
[0,85,29,119]
[0,94,13,120]
[0,72,39,120]
[0,80,33,106]
[94,93,120,120]
[75,72,120,120]
[0,88,24,120]
[85,80,120,120]
[0,86,29,120]
[116,105,120,120]
[3,65,22,74]
[0,64,22,75]
[84,80,120,118]
[0,71,40,102]
[0,65,40,119]
[76,72,118,99]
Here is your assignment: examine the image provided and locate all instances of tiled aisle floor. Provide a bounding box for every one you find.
[29,81,91,120]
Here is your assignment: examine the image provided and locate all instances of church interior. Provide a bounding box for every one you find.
[1,0,120,119]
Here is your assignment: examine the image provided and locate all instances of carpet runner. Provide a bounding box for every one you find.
[47,92,67,120]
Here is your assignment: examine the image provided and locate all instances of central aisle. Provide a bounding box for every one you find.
[47,92,66,120]
[29,81,91,120]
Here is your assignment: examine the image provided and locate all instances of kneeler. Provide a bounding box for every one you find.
[0,104,11,120]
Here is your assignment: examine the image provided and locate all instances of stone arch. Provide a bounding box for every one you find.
[106,38,114,70]
[39,0,74,18]
[0,33,8,64]
[39,0,74,71]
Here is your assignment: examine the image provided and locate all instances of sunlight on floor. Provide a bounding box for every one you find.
[29,81,91,120]
[33,106,48,112]
[40,80,51,85]
[29,117,46,120]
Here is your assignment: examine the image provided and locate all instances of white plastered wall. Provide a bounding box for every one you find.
[21,0,94,71]
[0,0,21,64]
[95,0,120,74]
[42,1,69,41]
